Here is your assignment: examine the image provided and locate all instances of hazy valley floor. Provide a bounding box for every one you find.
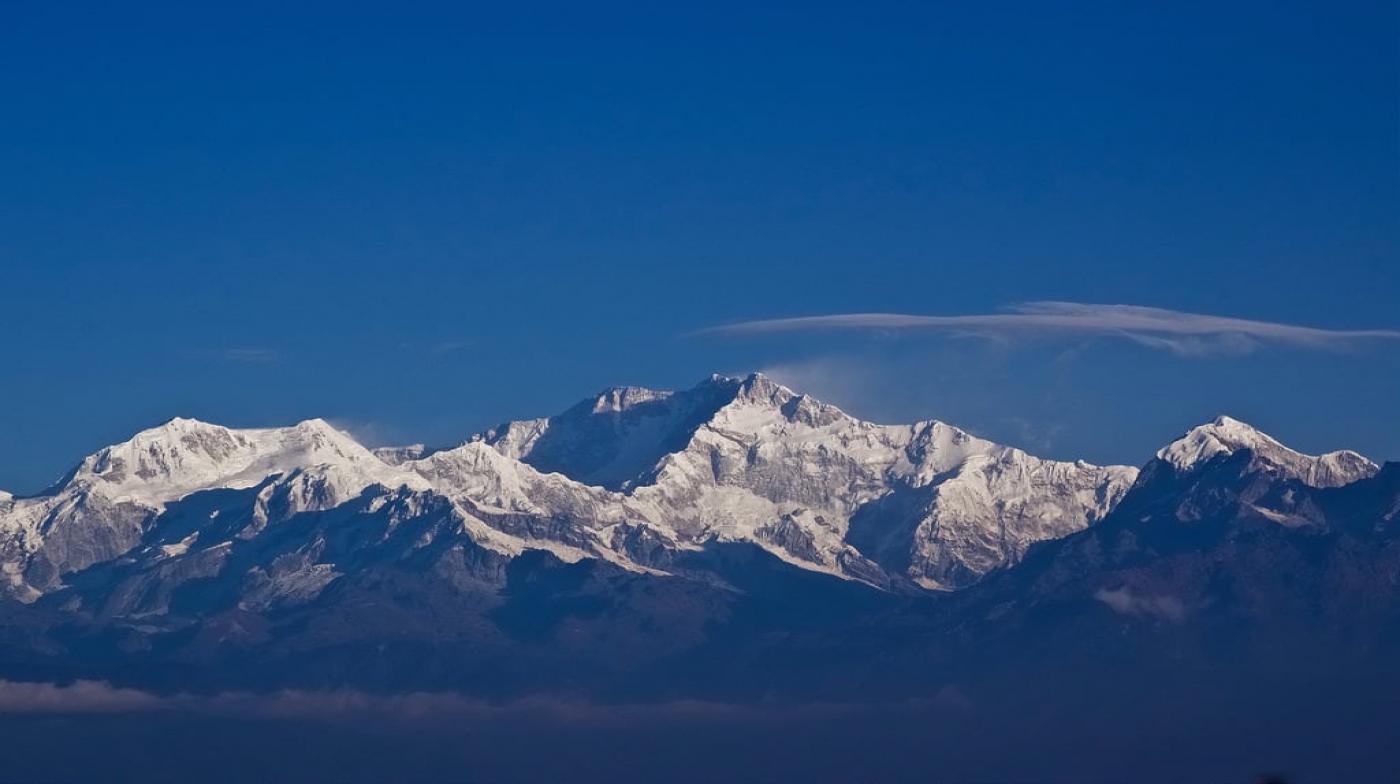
[0,681,1392,784]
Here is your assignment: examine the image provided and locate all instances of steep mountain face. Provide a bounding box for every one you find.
[474,377,740,490]
[0,374,1137,605]
[473,373,1137,589]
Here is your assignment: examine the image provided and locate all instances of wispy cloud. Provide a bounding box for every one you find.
[0,679,166,714]
[695,302,1400,356]
[223,348,281,364]
[1093,586,1187,623]
[429,339,472,356]
[0,680,971,722]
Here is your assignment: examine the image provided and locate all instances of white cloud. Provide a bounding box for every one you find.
[0,679,167,713]
[695,302,1400,356]
[429,339,472,356]
[223,347,281,364]
[0,680,970,722]
[1093,586,1187,623]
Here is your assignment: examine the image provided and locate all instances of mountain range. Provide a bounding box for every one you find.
[0,373,1146,603]
[0,373,1395,715]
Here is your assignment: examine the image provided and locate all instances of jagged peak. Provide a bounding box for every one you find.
[588,385,675,414]
[732,380,787,408]
[1157,415,1377,488]
[691,371,787,396]
[700,373,865,432]
[551,373,803,417]
[728,372,791,400]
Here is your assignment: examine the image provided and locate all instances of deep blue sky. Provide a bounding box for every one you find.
[2,1,1396,492]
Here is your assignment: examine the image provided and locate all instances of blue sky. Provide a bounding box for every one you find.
[1,1,1396,492]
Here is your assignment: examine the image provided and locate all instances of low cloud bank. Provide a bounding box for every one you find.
[0,680,972,724]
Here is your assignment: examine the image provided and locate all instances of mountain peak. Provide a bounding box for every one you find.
[162,415,215,428]
[1157,416,1377,488]
[2,375,1148,605]
[475,376,745,490]
[286,418,360,448]
[56,416,402,508]
[1160,416,1282,468]
[136,416,229,440]
[730,371,794,404]
[588,385,674,414]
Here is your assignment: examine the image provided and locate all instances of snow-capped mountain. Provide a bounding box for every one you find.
[0,375,1393,710]
[0,373,1137,603]
[472,373,1137,589]
[1154,415,1378,488]
[1122,415,1381,529]
[935,413,1400,677]
[0,417,427,601]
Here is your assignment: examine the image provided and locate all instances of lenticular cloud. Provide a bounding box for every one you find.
[695,301,1400,355]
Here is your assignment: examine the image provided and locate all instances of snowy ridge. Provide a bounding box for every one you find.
[482,373,1139,590]
[3,375,1373,609]
[68,416,425,507]
[474,377,738,490]
[1157,415,1377,488]
[0,417,427,600]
